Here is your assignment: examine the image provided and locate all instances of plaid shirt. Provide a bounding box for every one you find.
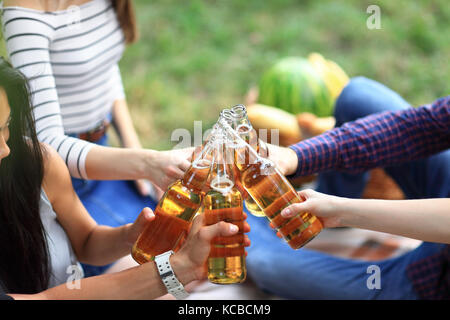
[289,96,450,299]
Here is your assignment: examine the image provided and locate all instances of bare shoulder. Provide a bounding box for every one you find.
[41,143,73,204]
[3,0,44,10]
[3,0,93,10]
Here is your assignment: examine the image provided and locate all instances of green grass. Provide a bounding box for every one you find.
[2,0,449,150]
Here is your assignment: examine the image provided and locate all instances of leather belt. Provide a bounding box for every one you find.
[78,119,110,142]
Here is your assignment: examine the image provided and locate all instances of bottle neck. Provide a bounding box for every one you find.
[219,110,233,127]
[232,112,252,130]
[209,138,235,195]
[183,139,215,193]
[230,105,247,123]
[182,164,210,193]
[229,106,259,149]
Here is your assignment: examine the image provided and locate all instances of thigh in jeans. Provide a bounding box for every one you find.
[247,212,443,300]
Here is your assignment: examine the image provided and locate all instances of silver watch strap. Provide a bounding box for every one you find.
[155,250,189,299]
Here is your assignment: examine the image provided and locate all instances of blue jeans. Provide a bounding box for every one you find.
[71,134,158,277]
[245,77,450,299]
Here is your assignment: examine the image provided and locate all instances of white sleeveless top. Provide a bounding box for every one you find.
[39,189,83,289]
[0,190,83,294]
[1,0,126,179]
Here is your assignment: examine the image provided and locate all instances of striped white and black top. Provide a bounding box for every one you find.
[1,0,126,179]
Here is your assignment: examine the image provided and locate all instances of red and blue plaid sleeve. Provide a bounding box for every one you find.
[406,245,450,299]
[288,96,450,178]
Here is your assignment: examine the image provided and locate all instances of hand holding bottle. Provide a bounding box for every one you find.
[145,147,194,191]
[281,189,346,229]
[171,211,251,283]
[124,207,156,247]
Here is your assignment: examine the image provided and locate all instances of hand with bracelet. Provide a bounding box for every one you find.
[0,63,251,300]
[0,0,196,282]
[6,210,250,300]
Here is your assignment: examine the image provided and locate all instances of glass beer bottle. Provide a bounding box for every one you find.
[191,111,231,163]
[131,141,214,264]
[224,120,323,250]
[230,104,267,217]
[219,109,251,205]
[203,134,246,284]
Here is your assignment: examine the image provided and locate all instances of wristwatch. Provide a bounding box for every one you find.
[154,250,189,299]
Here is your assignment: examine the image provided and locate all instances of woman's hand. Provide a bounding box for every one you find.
[145,147,194,191]
[171,212,251,283]
[280,189,346,228]
[266,143,299,176]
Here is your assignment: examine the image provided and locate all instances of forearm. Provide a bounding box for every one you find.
[84,144,154,180]
[338,198,450,243]
[78,225,131,266]
[9,256,194,300]
[287,98,450,178]
[84,141,191,192]
[112,99,142,149]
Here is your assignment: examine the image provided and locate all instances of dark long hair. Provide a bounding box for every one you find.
[0,58,49,293]
[112,0,138,44]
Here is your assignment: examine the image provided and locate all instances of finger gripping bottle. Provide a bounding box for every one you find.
[131,141,215,264]
[204,134,246,284]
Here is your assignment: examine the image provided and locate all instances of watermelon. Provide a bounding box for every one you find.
[258,57,334,117]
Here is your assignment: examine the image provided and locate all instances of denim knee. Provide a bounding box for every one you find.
[334,76,375,125]
[334,76,410,125]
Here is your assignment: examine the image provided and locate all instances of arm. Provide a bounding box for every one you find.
[42,142,252,265]
[112,98,142,150]
[276,97,450,177]
[7,213,248,300]
[1,9,191,189]
[42,144,149,265]
[10,260,177,300]
[84,145,192,190]
[109,64,142,150]
[2,9,93,179]
[281,189,450,244]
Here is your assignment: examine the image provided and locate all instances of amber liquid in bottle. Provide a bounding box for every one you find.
[131,163,210,264]
[239,157,322,250]
[243,185,266,217]
[204,181,246,284]
[234,123,266,218]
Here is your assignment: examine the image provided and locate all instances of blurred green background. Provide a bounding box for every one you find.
[1,0,449,150]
